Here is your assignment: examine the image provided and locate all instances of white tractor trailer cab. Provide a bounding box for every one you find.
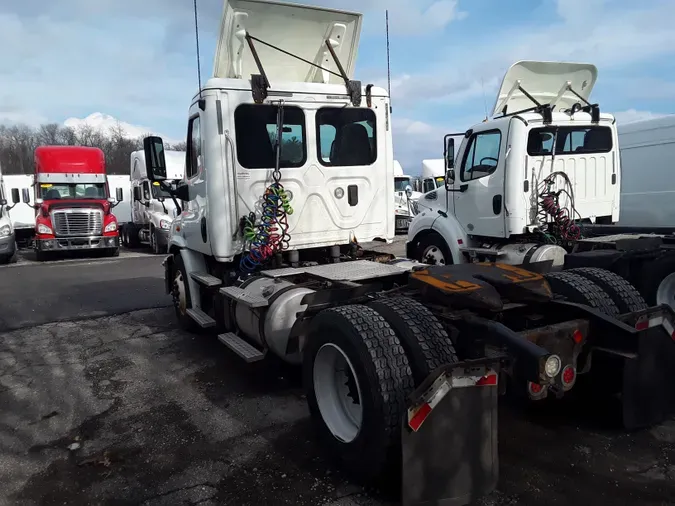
[120,150,185,254]
[0,164,21,264]
[408,60,619,268]
[137,8,675,504]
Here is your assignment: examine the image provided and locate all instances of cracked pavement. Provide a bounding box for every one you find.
[2,244,675,505]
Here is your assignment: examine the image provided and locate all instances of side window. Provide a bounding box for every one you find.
[234,104,306,169]
[316,107,377,166]
[186,116,201,179]
[423,179,435,193]
[460,131,502,182]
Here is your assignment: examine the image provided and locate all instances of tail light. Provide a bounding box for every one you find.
[561,365,576,389]
[527,381,548,400]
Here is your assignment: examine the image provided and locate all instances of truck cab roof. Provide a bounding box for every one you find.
[34,146,106,175]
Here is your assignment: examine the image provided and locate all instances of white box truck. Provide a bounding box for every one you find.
[0,164,20,264]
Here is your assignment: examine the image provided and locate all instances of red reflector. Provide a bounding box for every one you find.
[409,403,432,432]
[476,373,498,386]
[562,365,576,385]
[457,239,463,245]
[635,320,648,331]
[529,382,543,394]
[572,330,583,343]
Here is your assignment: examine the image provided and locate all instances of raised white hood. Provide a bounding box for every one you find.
[213,0,362,85]
[492,60,598,117]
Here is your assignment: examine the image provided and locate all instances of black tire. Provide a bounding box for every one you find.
[150,226,160,254]
[303,304,414,482]
[120,226,128,248]
[414,232,452,265]
[545,271,620,317]
[567,267,647,313]
[172,253,198,332]
[368,296,458,385]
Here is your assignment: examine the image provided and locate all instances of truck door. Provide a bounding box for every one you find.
[452,128,506,238]
[181,111,211,256]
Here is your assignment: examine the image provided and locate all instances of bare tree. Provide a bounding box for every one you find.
[0,120,187,176]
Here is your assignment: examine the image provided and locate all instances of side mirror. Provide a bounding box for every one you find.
[11,188,20,204]
[133,186,142,201]
[444,135,455,169]
[0,198,6,206]
[446,169,455,184]
[21,188,30,204]
[405,185,413,199]
[116,188,124,202]
[143,136,167,181]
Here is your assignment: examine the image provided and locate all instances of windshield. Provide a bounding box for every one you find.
[150,181,179,199]
[40,183,107,199]
[394,177,410,192]
[527,126,613,156]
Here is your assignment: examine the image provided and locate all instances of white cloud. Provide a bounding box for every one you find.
[613,109,668,125]
[380,0,675,108]
[63,113,183,144]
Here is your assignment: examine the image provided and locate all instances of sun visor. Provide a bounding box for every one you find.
[213,0,362,85]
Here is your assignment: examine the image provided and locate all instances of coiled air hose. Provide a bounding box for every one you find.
[239,102,293,273]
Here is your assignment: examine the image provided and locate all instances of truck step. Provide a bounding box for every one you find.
[460,247,506,257]
[219,286,269,308]
[190,272,222,287]
[186,307,216,328]
[218,332,265,362]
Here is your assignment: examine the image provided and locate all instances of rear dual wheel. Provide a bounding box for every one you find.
[303,299,457,481]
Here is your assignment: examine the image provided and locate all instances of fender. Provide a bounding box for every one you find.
[407,208,469,265]
[177,247,208,310]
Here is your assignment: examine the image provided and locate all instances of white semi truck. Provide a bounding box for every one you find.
[138,3,675,504]
[393,160,421,232]
[407,61,675,309]
[0,164,20,264]
[119,150,184,254]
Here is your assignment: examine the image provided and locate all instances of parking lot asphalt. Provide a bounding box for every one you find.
[2,239,675,506]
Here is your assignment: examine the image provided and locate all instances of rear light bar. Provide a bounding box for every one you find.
[407,368,498,432]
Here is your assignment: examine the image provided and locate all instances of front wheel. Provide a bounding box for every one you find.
[415,232,452,265]
[172,253,198,332]
[303,305,414,482]
[150,227,160,254]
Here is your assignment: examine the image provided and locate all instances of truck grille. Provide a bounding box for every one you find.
[51,209,103,237]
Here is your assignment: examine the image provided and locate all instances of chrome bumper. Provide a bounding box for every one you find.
[36,235,120,251]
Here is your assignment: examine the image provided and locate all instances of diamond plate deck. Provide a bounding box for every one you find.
[261,260,408,282]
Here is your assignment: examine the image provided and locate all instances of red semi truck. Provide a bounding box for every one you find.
[23,146,123,261]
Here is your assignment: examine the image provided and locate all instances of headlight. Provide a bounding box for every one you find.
[544,355,562,378]
[37,223,52,235]
[0,224,11,237]
[104,222,117,233]
[159,219,171,230]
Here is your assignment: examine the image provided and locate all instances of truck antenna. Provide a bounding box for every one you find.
[386,10,392,114]
[193,0,204,109]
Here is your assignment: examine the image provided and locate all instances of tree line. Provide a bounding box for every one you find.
[0,122,187,176]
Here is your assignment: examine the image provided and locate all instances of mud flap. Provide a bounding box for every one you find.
[613,307,675,429]
[401,359,500,506]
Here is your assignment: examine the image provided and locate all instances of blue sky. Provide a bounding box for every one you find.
[1,0,674,173]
